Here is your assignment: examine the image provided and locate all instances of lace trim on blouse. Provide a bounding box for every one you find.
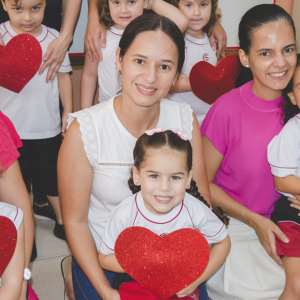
[67,110,98,169]
[178,102,193,140]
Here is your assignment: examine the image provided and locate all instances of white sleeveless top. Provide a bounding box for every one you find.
[67,97,193,250]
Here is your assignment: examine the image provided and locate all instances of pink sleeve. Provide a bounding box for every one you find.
[0,111,23,172]
[200,97,230,156]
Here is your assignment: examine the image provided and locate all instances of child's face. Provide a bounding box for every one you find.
[178,0,211,38]
[288,66,300,109]
[108,0,146,30]
[1,0,45,36]
[133,148,192,215]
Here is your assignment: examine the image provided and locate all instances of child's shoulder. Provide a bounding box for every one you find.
[110,194,136,217]
[44,26,60,42]
[280,113,300,137]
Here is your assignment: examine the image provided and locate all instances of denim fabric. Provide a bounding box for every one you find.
[72,258,209,300]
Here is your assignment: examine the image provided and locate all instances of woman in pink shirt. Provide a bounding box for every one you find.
[201,4,298,300]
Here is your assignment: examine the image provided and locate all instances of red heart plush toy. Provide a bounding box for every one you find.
[189,54,241,105]
[0,33,42,93]
[115,227,210,300]
[0,216,17,277]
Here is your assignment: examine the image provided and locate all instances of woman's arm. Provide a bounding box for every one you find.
[0,220,25,300]
[190,114,211,205]
[58,121,120,300]
[176,235,230,298]
[57,72,73,136]
[39,0,82,82]
[80,54,98,109]
[98,252,125,273]
[85,0,107,62]
[202,136,289,266]
[169,77,191,94]
[150,0,188,33]
[0,160,34,300]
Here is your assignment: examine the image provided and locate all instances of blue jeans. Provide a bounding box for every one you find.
[72,258,209,300]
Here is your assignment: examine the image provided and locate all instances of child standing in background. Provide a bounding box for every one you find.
[268,56,300,300]
[0,0,73,240]
[167,0,221,125]
[80,0,188,109]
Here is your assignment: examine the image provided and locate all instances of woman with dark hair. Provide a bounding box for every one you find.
[201,4,298,299]
[58,14,211,300]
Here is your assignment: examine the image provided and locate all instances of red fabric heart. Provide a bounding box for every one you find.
[0,33,42,93]
[189,54,241,105]
[115,227,210,300]
[0,216,17,277]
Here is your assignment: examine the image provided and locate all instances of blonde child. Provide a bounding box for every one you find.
[0,0,73,240]
[80,0,188,109]
[167,0,221,125]
[99,129,230,299]
[268,55,300,300]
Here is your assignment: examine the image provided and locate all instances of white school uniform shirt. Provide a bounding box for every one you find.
[0,202,23,285]
[98,27,124,103]
[166,33,217,125]
[100,191,227,255]
[0,22,72,140]
[268,114,300,199]
[67,97,194,250]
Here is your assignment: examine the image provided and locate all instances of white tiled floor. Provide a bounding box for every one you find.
[29,218,71,300]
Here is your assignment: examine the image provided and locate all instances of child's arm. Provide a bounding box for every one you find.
[149,0,189,33]
[58,72,73,137]
[169,77,191,94]
[80,54,98,109]
[176,235,231,298]
[98,251,126,273]
[0,220,25,300]
[274,175,300,195]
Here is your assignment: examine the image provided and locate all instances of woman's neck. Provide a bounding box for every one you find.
[114,94,160,138]
[251,79,282,101]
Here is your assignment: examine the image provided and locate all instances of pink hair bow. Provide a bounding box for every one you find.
[172,128,189,141]
[145,128,164,136]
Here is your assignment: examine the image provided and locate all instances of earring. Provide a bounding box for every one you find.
[186,184,190,189]
[245,64,249,68]
[118,69,122,74]
[172,81,176,86]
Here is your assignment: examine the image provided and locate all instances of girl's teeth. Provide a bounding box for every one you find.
[137,84,155,92]
[156,196,171,200]
[269,71,286,77]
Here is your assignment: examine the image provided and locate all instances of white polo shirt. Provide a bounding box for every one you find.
[100,191,227,255]
[0,22,72,139]
[268,114,300,198]
[166,33,217,125]
[98,27,124,103]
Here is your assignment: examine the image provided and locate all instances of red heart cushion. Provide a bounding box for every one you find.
[0,33,42,93]
[0,216,17,277]
[115,227,210,300]
[189,54,241,105]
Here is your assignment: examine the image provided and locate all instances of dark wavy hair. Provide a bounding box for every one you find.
[119,14,185,75]
[128,130,229,225]
[235,4,296,88]
[170,0,221,34]
[280,54,300,125]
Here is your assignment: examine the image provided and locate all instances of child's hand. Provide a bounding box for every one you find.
[61,110,70,137]
[176,280,199,298]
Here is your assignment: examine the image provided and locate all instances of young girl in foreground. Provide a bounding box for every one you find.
[268,55,300,300]
[98,130,230,299]
[80,0,188,109]
[167,0,220,125]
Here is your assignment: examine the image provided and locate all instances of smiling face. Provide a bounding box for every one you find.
[178,0,211,38]
[239,20,297,101]
[133,148,192,215]
[1,0,45,36]
[108,0,146,30]
[116,29,179,109]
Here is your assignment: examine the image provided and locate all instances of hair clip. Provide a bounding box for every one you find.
[210,206,212,211]
[171,128,189,141]
[145,128,164,136]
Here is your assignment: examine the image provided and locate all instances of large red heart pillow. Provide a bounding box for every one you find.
[189,54,241,105]
[115,227,210,300]
[0,216,17,277]
[0,33,42,93]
